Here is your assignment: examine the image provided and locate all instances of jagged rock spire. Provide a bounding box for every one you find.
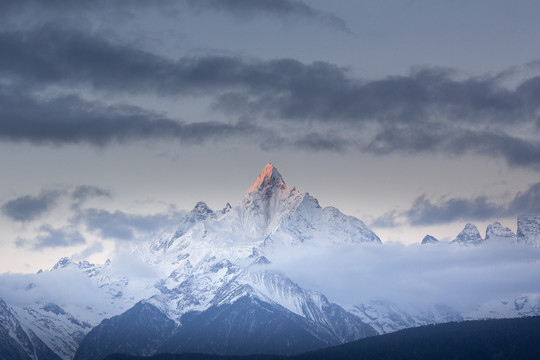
[452,223,483,245]
[485,222,515,242]
[517,215,540,247]
[247,163,285,192]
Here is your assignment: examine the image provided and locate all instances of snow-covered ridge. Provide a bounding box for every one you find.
[486,222,516,242]
[452,223,483,245]
[421,235,439,244]
[422,216,539,246]
[518,215,540,247]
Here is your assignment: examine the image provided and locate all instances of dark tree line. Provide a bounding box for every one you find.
[105,315,540,360]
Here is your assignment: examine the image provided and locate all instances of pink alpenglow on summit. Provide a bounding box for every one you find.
[248,163,286,192]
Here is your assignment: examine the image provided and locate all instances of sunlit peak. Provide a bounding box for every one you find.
[248,163,286,192]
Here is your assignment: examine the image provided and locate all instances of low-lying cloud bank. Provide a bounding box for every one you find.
[268,241,540,312]
[1,239,538,317]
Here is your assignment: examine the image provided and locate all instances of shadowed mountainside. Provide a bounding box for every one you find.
[104,315,540,360]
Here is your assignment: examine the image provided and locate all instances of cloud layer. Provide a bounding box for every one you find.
[269,241,540,311]
[81,208,183,241]
[0,85,259,146]
[1,189,61,222]
[16,225,86,250]
[0,0,348,31]
[406,182,540,226]
[0,22,538,168]
[1,186,184,251]
[185,0,350,31]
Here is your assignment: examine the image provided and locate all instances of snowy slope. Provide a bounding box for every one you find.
[69,164,381,358]
[485,222,516,243]
[517,215,540,247]
[0,298,61,360]
[452,223,483,245]
[350,299,463,334]
[132,163,381,323]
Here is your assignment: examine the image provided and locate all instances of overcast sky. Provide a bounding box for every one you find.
[1,0,539,273]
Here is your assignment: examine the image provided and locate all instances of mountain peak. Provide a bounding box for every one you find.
[452,223,483,245]
[248,163,286,192]
[187,201,215,220]
[485,221,515,242]
[52,257,72,270]
[421,235,439,245]
[517,215,540,247]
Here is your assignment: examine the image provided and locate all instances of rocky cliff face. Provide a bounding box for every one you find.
[517,215,540,247]
[452,223,483,245]
[0,298,61,360]
[485,222,516,242]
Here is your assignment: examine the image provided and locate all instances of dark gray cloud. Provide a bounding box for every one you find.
[1,25,539,167]
[1,190,62,222]
[1,26,533,124]
[292,132,349,152]
[71,185,111,204]
[0,0,173,20]
[0,27,349,97]
[0,0,107,13]
[16,224,85,249]
[0,26,187,94]
[370,211,401,228]
[366,126,540,170]
[0,85,259,146]
[2,186,111,224]
[0,0,348,31]
[186,0,350,32]
[406,195,501,226]
[0,26,536,124]
[81,208,183,240]
[507,182,540,215]
[404,182,540,226]
[189,65,536,128]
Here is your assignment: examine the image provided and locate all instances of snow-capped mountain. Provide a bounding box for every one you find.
[485,222,516,242]
[71,163,380,359]
[74,259,376,359]
[462,294,540,320]
[47,163,375,359]
[421,235,439,244]
[4,257,149,360]
[350,299,463,334]
[518,215,540,247]
[430,217,539,246]
[0,298,61,360]
[1,164,539,360]
[350,293,540,336]
[452,223,483,245]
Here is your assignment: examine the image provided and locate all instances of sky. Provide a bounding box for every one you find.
[1,0,540,273]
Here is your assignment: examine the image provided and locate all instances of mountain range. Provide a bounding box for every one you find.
[435,216,540,246]
[0,163,539,360]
